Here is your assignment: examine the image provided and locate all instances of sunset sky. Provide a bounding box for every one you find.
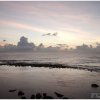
[0,1,100,47]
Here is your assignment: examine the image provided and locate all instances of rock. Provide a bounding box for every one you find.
[30,94,35,99]
[54,92,64,98]
[91,84,99,88]
[9,89,17,92]
[46,96,54,99]
[36,93,42,99]
[18,91,24,96]
[21,96,27,99]
[63,97,69,99]
[43,93,54,99]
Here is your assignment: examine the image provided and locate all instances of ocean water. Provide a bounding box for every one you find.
[0,52,100,99]
[0,52,100,71]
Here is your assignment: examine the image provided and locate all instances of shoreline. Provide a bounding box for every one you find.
[0,60,100,72]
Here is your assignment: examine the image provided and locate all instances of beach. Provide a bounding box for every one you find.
[1,1,100,99]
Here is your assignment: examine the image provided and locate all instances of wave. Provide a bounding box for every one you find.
[0,60,100,72]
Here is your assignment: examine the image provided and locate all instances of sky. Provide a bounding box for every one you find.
[0,1,100,47]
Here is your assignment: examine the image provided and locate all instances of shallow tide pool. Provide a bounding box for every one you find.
[0,65,100,99]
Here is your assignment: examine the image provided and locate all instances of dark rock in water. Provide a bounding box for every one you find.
[63,97,69,99]
[18,91,24,96]
[9,89,17,92]
[36,93,42,99]
[91,84,99,88]
[43,93,47,99]
[21,96,27,99]
[54,92,64,98]
[43,93,54,99]
[46,96,54,99]
[30,94,35,99]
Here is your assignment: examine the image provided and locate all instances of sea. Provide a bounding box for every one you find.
[0,51,100,99]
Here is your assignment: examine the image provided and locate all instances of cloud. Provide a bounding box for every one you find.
[1,36,100,53]
[42,33,51,36]
[0,36,36,52]
[57,44,68,46]
[0,36,61,52]
[42,32,58,36]
[0,19,53,34]
[0,42,5,46]
[17,36,35,49]
[52,32,58,36]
